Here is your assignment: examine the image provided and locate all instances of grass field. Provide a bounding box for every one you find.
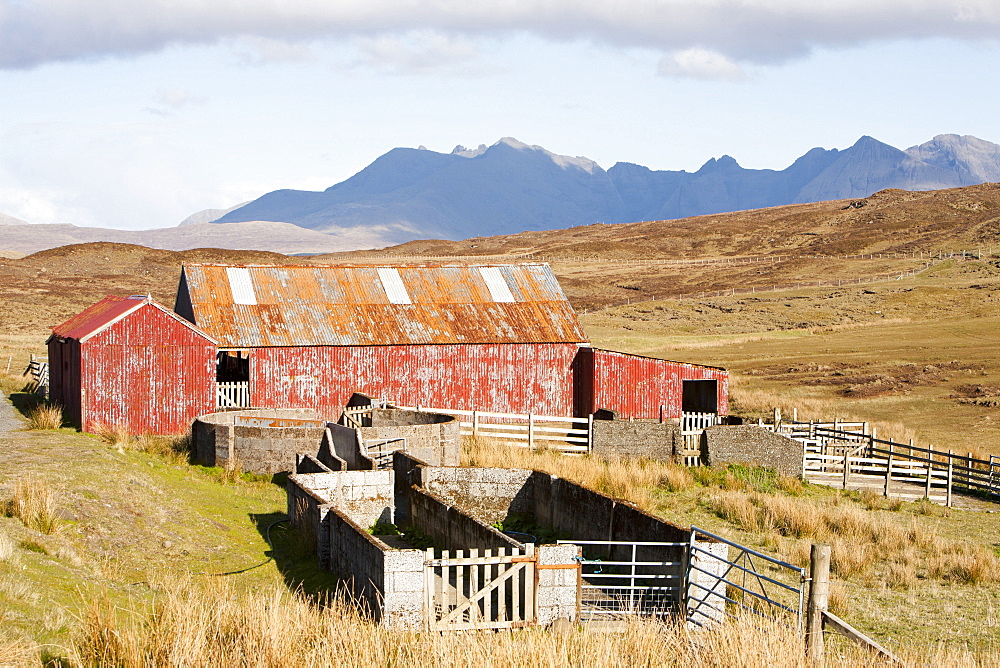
[3,413,999,665]
[582,257,1000,453]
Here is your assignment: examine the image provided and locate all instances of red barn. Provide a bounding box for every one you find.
[174,263,727,421]
[49,263,728,435]
[47,295,217,434]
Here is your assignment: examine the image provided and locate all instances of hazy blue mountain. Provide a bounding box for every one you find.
[905,134,1000,185]
[214,134,1000,241]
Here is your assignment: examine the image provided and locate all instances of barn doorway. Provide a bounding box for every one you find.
[682,380,718,414]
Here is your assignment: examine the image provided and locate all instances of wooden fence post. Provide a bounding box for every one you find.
[925,459,933,500]
[947,452,954,508]
[472,410,479,437]
[528,413,535,451]
[806,543,831,662]
[588,413,594,453]
[967,452,973,490]
[843,452,850,490]
[884,449,893,497]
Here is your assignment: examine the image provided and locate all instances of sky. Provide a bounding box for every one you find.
[1,1,999,230]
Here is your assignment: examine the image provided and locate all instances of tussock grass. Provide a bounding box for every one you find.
[65,576,899,668]
[703,490,999,587]
[463,437,679,510]
[26,402,63,430]
[3,476,61,535]
[0,640,36,667]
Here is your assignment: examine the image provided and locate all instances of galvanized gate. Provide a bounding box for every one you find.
[560,540,686,621]
[424,544,537,631]
[686,526,808,632]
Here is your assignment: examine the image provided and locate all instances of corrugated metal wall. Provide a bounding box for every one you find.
[581,348,729,420]
[250,343,580,417]
[79,305,216,434]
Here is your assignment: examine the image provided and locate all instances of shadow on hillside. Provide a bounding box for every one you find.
[250,511,341,602]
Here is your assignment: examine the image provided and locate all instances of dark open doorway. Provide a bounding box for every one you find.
[682,380,718,414]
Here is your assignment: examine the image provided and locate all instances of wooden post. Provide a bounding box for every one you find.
[806,543,832,662]
[947,452,954,508]
[587,413,594,453]
[472,410,479,437]
[792,407,798,422]
[924,459,933,500]
[967,452,973,490]
[843,452,850,489]
[528,413,535,451]
[883,450,893,497]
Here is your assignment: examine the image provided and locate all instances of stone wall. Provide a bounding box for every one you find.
[591,418,680,460]
[704,425,803,478]
[191,408,326,473]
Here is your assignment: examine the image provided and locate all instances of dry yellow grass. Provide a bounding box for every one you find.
[463,437,686,511]
[66,574,995,668]
[3,476,61,535]
[26,402,62,430]
[703,490,998,586]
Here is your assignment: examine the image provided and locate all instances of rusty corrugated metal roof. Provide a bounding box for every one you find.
[177,263,589,348]
[51,295,217,344]
[50,295,145,341]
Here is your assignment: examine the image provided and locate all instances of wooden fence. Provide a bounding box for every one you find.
[424,544,537,631]
[216,381,250,409]
[773,418,1000,506]
[392,405,593,454]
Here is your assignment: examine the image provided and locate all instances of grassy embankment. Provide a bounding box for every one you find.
[2,395,999,664]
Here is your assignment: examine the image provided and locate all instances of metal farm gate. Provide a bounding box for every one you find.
[424,545,537,631]
[687,527,808,632]
[560,540,686,621]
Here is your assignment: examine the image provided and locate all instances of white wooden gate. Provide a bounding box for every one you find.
[424,544,537,631]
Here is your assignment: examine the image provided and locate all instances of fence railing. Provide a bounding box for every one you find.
[559,539,685,620]
[25,357,49,398]
[391,405,593,454]
[775,418,1000,505]
[687,526,808,633]
[216,381,250,409]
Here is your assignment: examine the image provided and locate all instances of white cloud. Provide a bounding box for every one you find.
[352,31,479,73]
[155,89,207,109]
[0,2,998,71]
[658,48,746,81]
[0,186,95,226]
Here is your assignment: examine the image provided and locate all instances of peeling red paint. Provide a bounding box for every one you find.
[49,298,216,434]
[576,348,729,420]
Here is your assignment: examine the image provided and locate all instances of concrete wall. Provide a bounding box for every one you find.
[288,470,394,529]
[409,486,521,552]
[704,425,804,478]
[322,508,425,629]
[536,543,582,625]
[591,418,680,460]
[325,423,369,471]
[192,408,326,472]
[421,467,534,524]
[356,409,460,467]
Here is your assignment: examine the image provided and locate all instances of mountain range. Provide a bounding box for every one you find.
[212,134,1000,243]
[4,133,1000,254]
